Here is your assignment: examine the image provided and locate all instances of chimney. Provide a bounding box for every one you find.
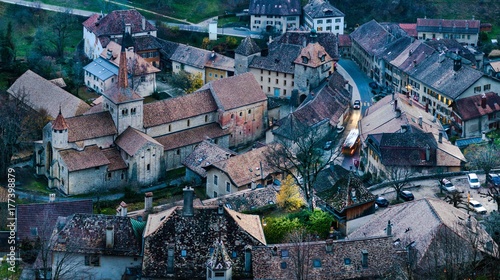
[453,57,462,71]
[418,116,423,127]
[106,49,113,59]
[482,132,487,141]
[395,108,401,118]
[145,192,153,212]
[182,186,194,217]
[49,193,56,203]
[438,132,443,143]
[394,99,398,111]
[481,94,487,108]
[425,145,430,161]
[117,201,127,217]
[386,220,392,236]
[106,225,114,248]
[218,201,224,215]
[142,17,146,30]
[125,23,131,35]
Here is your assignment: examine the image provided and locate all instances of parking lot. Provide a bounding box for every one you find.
[370,174,498,216]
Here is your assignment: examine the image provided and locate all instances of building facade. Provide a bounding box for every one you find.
[249,0,301,34]
[303,0,344,34]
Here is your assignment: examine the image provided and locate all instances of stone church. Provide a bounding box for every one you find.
[34,40,268,196]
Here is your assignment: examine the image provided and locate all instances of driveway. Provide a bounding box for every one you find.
[371,174,498,216]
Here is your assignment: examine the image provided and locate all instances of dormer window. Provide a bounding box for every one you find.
[302,56,308,64]
[320,55,326,62]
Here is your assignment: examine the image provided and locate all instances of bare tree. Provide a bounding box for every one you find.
[49,8,76,58]
[385,165,412,201]
[416,220,490,280]
[464,143,500,177]
[266,119,340,211]
[0,91,48,179]
[283,228,315,280]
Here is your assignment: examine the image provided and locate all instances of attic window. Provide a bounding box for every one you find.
[232,251,237,258]
[280,262,287,269]
[344,258,351,265]
[181,250,187,257]
[302,56,308,64]
[85,255,100,267]
[281,249,289,258]
[30,227,38,236]
[313,259,322,268]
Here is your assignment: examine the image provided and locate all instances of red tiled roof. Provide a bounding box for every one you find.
[454,92,500,121]
[399,23,417,37]
[337,34,351,47]
[59,145,110,172]
[209,146,276,187]
[115,127,163,156]
[154,123,229,151]
[293,42,332,67]
[143,90,217,128]
[209,73,267,110]
[52,111,68,131]
[65,111,117,142]
[83,10,156,37]
[101,147,128,171]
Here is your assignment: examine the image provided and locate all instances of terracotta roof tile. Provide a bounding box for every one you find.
[294,42,332,67]
[7,70,90,119]
[337,34,351,47]
[209,73,267,110]
[154,123,229,151]
[16,200,93,241]
[101,147,128,171]
[52,111,69,131]
[454,92,500,121]
[115,127,163,156]
[83,10,156,37]
[65,111,117,142]
[399,23,417,37]
[59,145,110,172]
[182,140,236,178]
[143,90,217,128]
[101,41,160,75]
[271,31,339,60]
[208,146,276,187]
[417,18,480,34]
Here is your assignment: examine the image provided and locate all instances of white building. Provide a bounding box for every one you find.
[248,0,301,34]
[303,0,345,34]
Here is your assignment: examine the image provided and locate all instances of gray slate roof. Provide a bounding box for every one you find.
[350,20,398,56]
[271,31,339,60]
[235,36,261,56]
[249,44,300,74]
[303,0,344,19]
[249,0,301,16]
[408,52,483,99]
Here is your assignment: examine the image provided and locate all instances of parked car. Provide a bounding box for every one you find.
[369,82,378,89]
[439,178,457,192]
[375,196,389,208]
[486,173,500,188]
[468,200,487,214]
[353,100,361,110]
[399,190,414,201]
[336,125,345,133]
[467,173,481,189]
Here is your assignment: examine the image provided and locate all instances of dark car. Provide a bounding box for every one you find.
[399,190,414,201]
[375,197,389,208]
[486,173,500,188]
[369,82,379,89]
